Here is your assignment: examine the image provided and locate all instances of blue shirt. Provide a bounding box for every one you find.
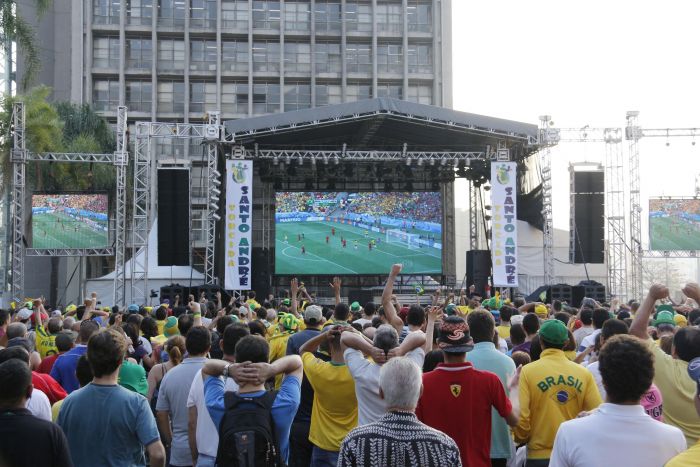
[466,341,516,459]
[50,345,87,393]
[204,374,301,463]
[57,383,160,467]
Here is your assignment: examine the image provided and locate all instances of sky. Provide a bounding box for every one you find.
[451,0,700,283]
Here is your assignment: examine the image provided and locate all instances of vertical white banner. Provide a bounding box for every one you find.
[491,162,518,287]
[225,160,253,290]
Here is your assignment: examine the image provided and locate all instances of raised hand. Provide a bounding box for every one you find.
[648,283,670,302]
[682,282,700,303]
[390,264,403,277]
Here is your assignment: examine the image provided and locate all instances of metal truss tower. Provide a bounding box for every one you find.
[603,128,627,301]
[113,107,128,305]
[538,116,556,286]
[10,102,26,300]
[204,112,221,285]
[625,112,643,300]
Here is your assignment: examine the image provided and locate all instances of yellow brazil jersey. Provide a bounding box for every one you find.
[648,340,700,446]
[266,320,280,339]
[496,324,511,340]
[156,319,166,336]
[51,399,64,422]
[665,441,700,467]
[268,333,292,389]
[301,352,358,451]
[513,348,602,460]
[35,325,58,358]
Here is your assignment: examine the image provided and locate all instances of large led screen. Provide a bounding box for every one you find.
[649,198,700,250]
[31,193,109,249]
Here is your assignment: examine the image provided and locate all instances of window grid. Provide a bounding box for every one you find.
[316,83,342,106]
[407,43,432,74]
[190,40,218,71]
[314,2,341,33]
[93,0,121,25]
[126,80,153,112]
[345,2,372,33]
[189,81,218,113]
[222,0,249,29]
[284,2,311,31]
[315,42,342,73]
[407,84,432,105]
[221,82,250,114]
[190,0,217,28]
[284,43,311,73]
[127,0,153,26]
[376,3,402,33]
[158,39,185,72]
[93,80,120,111]
[284,82,311,111]
[252,41,281,72]
[158,0,186,27]
[377,43,403,74]
[407,1,432,32]
[157,81,185,112]
[252,1,281,29]
[126,38,152,69]
[346,82,372,101]
[377,82,403,99]
[93,36,121,68]
[222,41,249,72]
[345,42,371,74]
[252,82,280,114]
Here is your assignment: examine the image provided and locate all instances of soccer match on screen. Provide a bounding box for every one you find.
[275,192,442,275]
[31,194,109,249]
[649,198,700,250]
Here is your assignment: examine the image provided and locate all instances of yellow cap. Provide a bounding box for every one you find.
[674,314,688,327]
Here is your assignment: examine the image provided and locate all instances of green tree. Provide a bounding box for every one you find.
[2,0,52,88]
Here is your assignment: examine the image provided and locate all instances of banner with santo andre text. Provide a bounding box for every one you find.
[490,162,518,287]
[225,160,253,290]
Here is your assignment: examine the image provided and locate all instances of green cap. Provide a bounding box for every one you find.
[538,319,569,345]
[654,310,676,327]
[656,304,674,314]
[163,316,179,337]
[350,301,361,312]
[278,313,300,332]
[282,298,291,306]
[445,304,458,316]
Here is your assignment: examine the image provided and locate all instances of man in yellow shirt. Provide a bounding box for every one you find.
[268,313,300,389]
[666,357,700,466]
[513,319,602,465]
[630,282,700,446]
[299,324,358,466]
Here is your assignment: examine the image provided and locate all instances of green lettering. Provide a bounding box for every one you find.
[557,375,567,385]
[567,376,575,386]
[545,376,556,388]
[537,381,549,392]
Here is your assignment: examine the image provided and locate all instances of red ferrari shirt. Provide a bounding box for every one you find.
[416,361,512,467]
[37,353,59,375]
[32,372,67,405]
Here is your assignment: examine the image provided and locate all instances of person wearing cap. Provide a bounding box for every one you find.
[416,315,518,467]
[550,335,686,467]
[630,283,700,446]
[654,309,677,339]
[513,319,602,466]
[269,313,301,389]
[245,290,261,310]
[349,301,363,321]
[285,304,325,467]
[666,357,700,466]
[466,310,517,466]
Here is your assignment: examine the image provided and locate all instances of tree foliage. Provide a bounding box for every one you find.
[1,0,52,88]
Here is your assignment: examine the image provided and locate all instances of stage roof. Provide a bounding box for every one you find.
[224,98,539,153]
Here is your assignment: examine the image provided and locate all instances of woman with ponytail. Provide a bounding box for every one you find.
[147,335,186,411]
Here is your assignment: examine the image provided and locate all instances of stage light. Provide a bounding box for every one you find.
[211,178,221,186]
[211,194,219,203]
[209,202,218,211]
[211,212,221,221]
[483,184,491,192]
[485,214,492,221]
[311,156,316,165]
[323,156,329,165]
[485,204,491,210]
[298,155,304,165]
[417,157,424,166]
[211,187,221,196]
[406,157,412,166]
[334,154,340,165]
[273,155,279,165]
[453,159,460,168]
[430,158,436,166]
[211,169,221,178]
[285,155,291,164]
[441,158,447,166]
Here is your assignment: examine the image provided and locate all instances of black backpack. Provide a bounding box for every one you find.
[216,390,284,467]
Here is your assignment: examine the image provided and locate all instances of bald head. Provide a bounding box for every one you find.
[6,322,27,340]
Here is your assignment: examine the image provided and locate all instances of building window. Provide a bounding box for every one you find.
[190,0,217,28]
[221,82,249,114]
[93,0,120,25]
[127,0,153,26]
[93,80,120,111]
[407,1,432,32]
[284,43,311,73]
[93,37,120,68]
[314,1,341,33]
[377,43,402,74]
[191,210,205,241]
[252,41,280,72]
[316,83,342,106]
[158,0,186,27]
[315,42,341,73]
[190,81,217,113]
[158,39,185,71]
[345,2,372,33]
[126,38,152,69]
[407,43,432,74]
[285,1,310,31]
[126,80,152,112]
[222,41,249,72]
[407,84,432,105]
[376,3,402,34]
[157,81,185,112]
[222,0,249,29]
[252,1,281,29]
[345,42,371,74]
[284,82,311,111]
[377,82,403,99]
[190,40,217,71]
[346,82,372,101]
[252,82,280,114]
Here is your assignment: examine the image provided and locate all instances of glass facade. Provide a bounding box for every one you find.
[346,82,372,101]
[345,2,372,33]
[93,37,120,68]
[407,84,432,104]
[221,82,249,114]
[190,81,217,113]
[377,43,403,74]
[126,38,152,69]
[126,80,152,112]
[93,80,120,110]
[284,82,311,111]
[315,42,342,73]
[407,1,432,32]
[376,3,402,34]
[222,0,249,29]
[190,0,217,28]
[158,39,185,72]
[252,82,280,114]
[284,43,311,73]
[94,0,120,25]
[190,40,218,71]
[158,0,186,27]
[377,82,403,99]
[407,43,432,74]
[316,83,342,106]
[252,41,281,72]
[127,0,153,26]
[222,41,249,72]
[252,1,281,29]
[285,1,311,31]
[346,42,371,73]
[314,1,341,33]
[157,81,185,112]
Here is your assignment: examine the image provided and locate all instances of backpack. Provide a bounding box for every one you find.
[216,390,284,467]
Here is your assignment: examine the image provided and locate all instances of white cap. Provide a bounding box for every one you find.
[51,309,63,317]
[239,306,249,315]
[17,308,32,320]
[510,314,524,326]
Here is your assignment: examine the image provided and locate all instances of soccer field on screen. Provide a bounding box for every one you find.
[649,217,700,251]
[32,212,108,249]
[275,221,442,275]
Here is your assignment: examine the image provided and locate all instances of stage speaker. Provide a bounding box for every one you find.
[251,247,271,299]
[192,284,230,304]
[159,284,189,304]
[157,169,190,266]
[466,250,491,297]
[548,284,573,304]
[570,170,605,264]
[578,280,606,303]
[348,289,374,307]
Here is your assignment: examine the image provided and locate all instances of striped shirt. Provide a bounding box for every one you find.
[338,411,462,467]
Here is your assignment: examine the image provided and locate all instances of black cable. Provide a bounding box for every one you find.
[573,221,591,282]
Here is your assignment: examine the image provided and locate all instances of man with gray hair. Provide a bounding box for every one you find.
[339,357,461,466]
[341,324,425,425]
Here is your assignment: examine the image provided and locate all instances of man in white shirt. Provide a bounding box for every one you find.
[187,323,249,467]
[572,309,594,348]
[341,325,425,425]
[550,335,686,467]
[577,308,610,364]
[0,346,52,421]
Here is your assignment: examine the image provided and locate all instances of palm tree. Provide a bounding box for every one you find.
[2,0,52,88]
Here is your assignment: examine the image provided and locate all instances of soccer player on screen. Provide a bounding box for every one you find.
[326,236,329,244]
[332,227,336,236]
[284,234,288,244]
[301,245,306,255]
[353,239,358,250]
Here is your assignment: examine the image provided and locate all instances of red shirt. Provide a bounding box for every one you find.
[416,361,512,467]
[37,353,60,375]
[31,372,67,405]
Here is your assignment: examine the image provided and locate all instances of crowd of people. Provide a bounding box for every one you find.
[1,266,700,467]
[33,194,108,215]
[344,192,442,223]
